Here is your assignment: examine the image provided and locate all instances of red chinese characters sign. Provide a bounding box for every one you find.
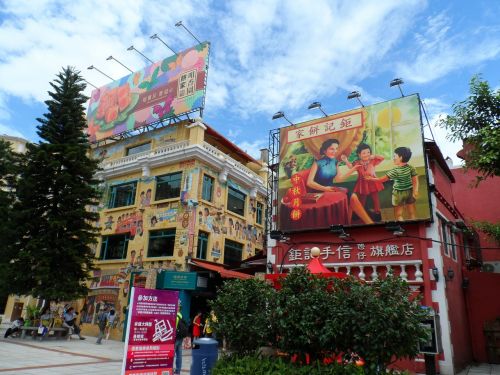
[121,287,179,375]
[277,239,421,267]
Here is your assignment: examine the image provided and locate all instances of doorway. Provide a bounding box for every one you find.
[10,302,23,321]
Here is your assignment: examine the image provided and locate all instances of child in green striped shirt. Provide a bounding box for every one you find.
[365,147,419,221]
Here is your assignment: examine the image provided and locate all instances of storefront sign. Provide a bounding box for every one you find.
[121,287,179,375]
[280,240,421,266]
[165,272,197,290]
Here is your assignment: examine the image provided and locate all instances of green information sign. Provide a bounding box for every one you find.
[157,271,198,290]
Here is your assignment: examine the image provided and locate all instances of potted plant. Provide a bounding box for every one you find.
[25,305,41,327]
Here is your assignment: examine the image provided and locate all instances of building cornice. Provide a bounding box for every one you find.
[97,140,267,196]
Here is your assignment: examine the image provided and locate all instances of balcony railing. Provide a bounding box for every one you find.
[284,260,424,283]
[98,140,262,184]
[201,142,262,181]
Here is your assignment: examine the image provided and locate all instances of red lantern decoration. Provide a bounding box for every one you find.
[290,185,303,197]
[291,197,302,208]
[290,208,302,221]
[291,174,303,185]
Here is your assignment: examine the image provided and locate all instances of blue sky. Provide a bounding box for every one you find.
[0,0,499,164]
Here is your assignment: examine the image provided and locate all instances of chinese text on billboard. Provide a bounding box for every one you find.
[278,95,431,231]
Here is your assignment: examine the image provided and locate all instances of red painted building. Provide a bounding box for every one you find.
[450,165,500,364]
[267,140,499,373]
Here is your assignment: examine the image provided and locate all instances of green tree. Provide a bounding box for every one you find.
[439,75,500,184]
[212,268,430,373]
[273,267,337,363]
[211,278,276,355]
[440,76,500,243]
[332,275,429,372]
[0,139,21,303]
[9,67,100,302]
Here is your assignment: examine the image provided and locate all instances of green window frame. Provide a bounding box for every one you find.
[148,228,176,258]
[256,202,263,225]
[108,182,137,208]
[227,186,245,216]
[197,231,209,259]
[100,234,130,260]
[155,172,182,201]
[126,142,151,156]
[224,239,243,267]
[202,174,214,202]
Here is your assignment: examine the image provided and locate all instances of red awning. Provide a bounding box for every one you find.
[189,260,253,280]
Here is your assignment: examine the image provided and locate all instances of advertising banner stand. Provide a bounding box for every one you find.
[121,287,179,375]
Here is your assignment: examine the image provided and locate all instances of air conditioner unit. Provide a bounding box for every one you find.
[482,262,500,273]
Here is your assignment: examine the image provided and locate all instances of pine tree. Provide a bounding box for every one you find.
[0,139,21,301]
[10,67,100,301]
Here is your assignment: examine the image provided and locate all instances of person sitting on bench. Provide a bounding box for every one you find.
[4,317,24,338]
[62,307,85,340]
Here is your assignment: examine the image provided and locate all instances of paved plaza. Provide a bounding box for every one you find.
[0,336,499,374]
[0,336,193,374]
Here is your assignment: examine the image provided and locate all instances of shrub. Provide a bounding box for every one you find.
[210,278,275,355]
[273,267,338,363]
[330,274,430,372]
[212,268,431,372]
[212,354,365,375]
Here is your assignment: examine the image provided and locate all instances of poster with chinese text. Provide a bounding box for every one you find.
[121,287,179,375]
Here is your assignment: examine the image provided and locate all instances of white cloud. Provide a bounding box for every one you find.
[397,13,500,84]
[212,0,423,115]
[0,123,27,139]
[227,128,241,138]
[0,0,207,103]
[0,92,10,121]
[421,97,449,119]
[423,111,463,166]
[419,96,462,165]
[237,139,267,160]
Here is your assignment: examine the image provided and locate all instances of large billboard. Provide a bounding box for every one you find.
[278,94,431,232]
[87,42,210,143]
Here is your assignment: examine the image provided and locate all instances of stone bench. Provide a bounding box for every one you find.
[19,326,68,340]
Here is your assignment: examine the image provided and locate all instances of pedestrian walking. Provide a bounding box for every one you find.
[96,306,108,344]
[105,308,116,340]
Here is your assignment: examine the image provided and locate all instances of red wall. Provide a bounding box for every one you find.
[430,162,474,370]
[451,168,500,262]
[462,270,500,362]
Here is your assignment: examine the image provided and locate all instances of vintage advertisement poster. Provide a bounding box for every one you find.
[87,42,210,142]
[278,94,431,232]
[121,287,179,375]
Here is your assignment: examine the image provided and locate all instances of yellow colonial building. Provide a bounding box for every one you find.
[80,119,267,339]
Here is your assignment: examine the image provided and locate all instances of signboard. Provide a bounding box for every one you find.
[87,42,210,143]
[157,271,198,290]
[278,94,431,231]
[121,287,179,375]
[277,238,421,266]
[419,313,441,354]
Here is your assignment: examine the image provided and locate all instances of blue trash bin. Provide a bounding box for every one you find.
[191,337,218,375]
